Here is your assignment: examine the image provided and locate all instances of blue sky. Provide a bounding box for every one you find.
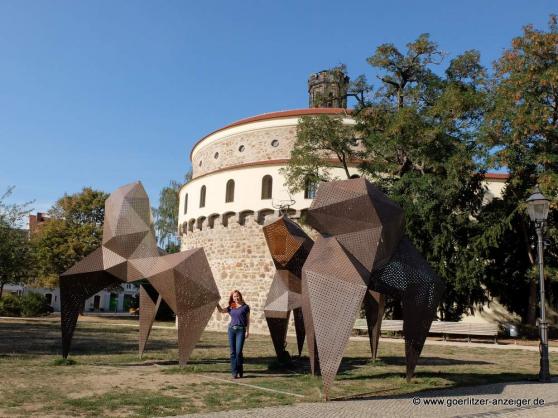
[1,0,556,213]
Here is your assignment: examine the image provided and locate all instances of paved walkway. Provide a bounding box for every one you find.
[179,378,558,417]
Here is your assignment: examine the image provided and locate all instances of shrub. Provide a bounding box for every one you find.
[20,292,52,317]
[52,358,76,366]
[0,293,22,316]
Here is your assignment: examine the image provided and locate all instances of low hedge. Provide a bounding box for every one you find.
[0,292,52,317]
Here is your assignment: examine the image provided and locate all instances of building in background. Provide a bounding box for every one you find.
[178,71,508,333]
[28,212,49,236]
[0,213,140,314]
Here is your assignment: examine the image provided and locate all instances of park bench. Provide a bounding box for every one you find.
[354,319,402,332]
[354,319,499,343]
[429,321,499,343]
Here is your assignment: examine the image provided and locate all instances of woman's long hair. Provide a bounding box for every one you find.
[228,290,245,307]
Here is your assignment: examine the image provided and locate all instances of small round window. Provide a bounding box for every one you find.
[238,145,245,152]
[214,152,219,159]
[271,139,279,147]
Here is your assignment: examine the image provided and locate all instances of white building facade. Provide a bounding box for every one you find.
[1,283,138,314]
[178,108,507,333]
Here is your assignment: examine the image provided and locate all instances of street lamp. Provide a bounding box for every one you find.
[526,185,551,382]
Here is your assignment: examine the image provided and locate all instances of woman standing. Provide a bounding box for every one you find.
[216,290,250,378]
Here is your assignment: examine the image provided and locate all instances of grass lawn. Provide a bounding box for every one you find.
[0,317,556,417]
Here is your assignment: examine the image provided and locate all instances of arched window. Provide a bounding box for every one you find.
[225,179,235,203]
[183,193,188,215]
[199,186,206,208]
[261,175,273,199]
[304,177,317,199]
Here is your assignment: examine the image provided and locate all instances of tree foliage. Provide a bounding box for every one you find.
[0,292,52,317]
[282,115,357,192]
[479,16,558,324]
[0,187,34,298]
[153,172,191,253]
[153,181,181,252]
[31,188,108,287]
[290,35,489,320]
[288,20,558,323]
[361,37,488,320]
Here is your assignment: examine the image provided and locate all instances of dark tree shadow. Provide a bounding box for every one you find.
[1,319,547,400]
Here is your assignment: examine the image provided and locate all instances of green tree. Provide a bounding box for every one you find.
[480,16,558,324]
[361,37,488,320]
[153,172,191,253]
[31,188,108,287]
[289,35,489,319]
[281,114,358,192]
[0,187,34,298]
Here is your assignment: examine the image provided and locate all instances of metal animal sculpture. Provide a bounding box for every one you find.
[262,216,313,361]
[301,178,445,397]
[59,182,220,365]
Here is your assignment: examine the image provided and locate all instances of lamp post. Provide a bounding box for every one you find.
[526,185,551,382]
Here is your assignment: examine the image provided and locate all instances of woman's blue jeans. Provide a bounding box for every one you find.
[228,325,246,377]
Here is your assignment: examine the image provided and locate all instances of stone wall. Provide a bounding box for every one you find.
[182,212,276,334]
[192,125,296,178]
[181,212,318,334]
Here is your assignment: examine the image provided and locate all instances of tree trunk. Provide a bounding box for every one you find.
[342,159,351,179]
[0,282,4,299]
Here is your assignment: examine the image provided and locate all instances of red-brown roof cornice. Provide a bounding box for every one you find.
[189,108,350,160]
[484,173,509,180]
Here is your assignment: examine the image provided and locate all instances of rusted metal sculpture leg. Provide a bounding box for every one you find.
[139,284,162,358]
[370,239,445,381]
[60,271,118,358]
[301,271,319,376]
[262,216,313,362]
[303,237,369,399]
[264,270,293,360]
[60,296,81,359]
[403,299,433,381]
[176,303,217,365]
[363,290,385,360]
[293,307,305,357]
[138,249,220,366]
[265,312,290,360]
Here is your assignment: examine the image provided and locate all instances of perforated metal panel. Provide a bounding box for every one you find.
[302,236,369,397]
[297,178,445,397]
[370,238,445,379]
[306,178,404,272]
[262,216,313,360]
[363,290,385,361]
[59,182,220,364]
[139,284,161,357]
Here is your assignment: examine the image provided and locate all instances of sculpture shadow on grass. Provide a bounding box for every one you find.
[0,320,184,356]
[363,356,493,367]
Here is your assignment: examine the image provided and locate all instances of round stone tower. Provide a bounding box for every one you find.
[308,68,350,108]
[178,108,357,333]
[177,103,508,335]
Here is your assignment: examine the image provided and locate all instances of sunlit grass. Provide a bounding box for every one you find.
[0,317,555,417]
